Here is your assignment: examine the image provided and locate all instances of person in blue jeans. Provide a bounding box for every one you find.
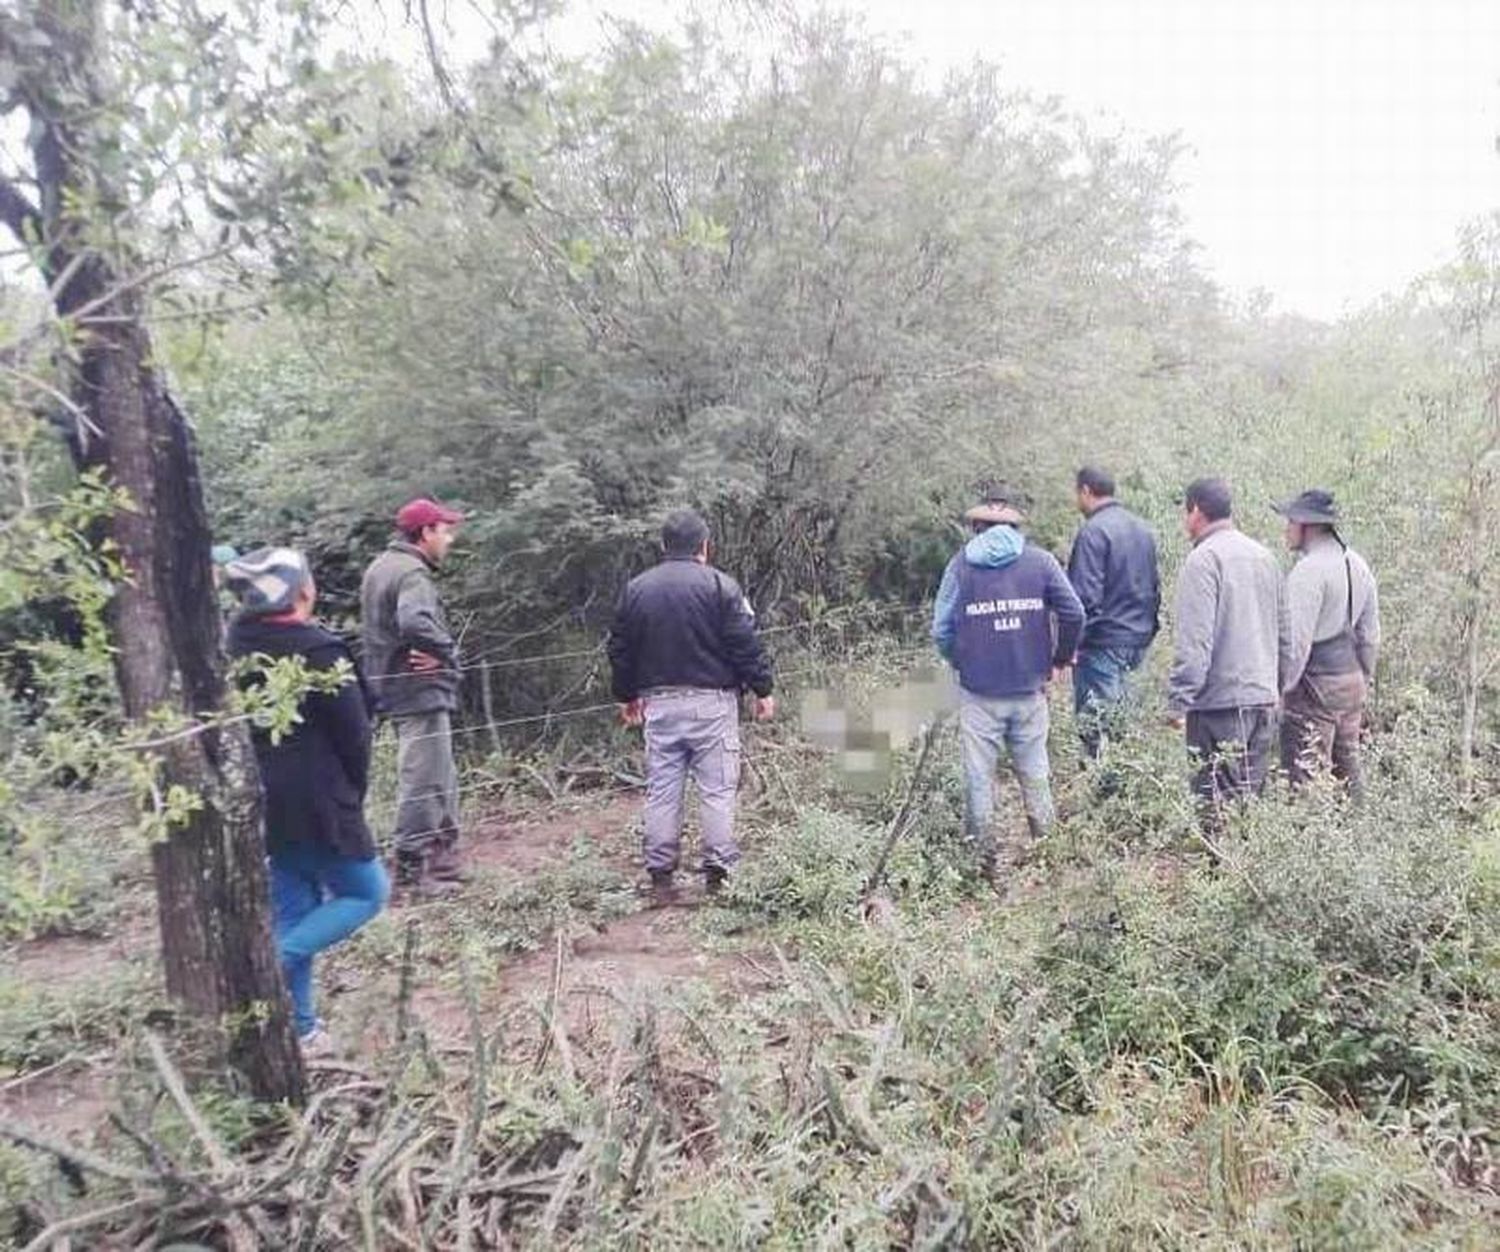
[225,547,390,1054]
[1067,467,1161,759]
[933,487,1085,877]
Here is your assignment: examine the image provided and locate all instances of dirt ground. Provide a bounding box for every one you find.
[0,789,771,1142]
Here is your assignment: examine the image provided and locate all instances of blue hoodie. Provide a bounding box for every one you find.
[932,526,1085,697]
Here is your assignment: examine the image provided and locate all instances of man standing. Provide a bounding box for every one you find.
[1276,489,1380,797]
[1167,477,1289,828]
[932,487,1085,876]
[361,498,465,895]
[608,509,774,904]
[1067,465,1161,757]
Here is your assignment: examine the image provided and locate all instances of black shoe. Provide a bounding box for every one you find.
[704,866,729,898]
[648,870,677,907]
[394,849,426,889]
[393,849,461,900]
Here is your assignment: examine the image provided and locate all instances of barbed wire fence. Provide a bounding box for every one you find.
[360,602,936,828]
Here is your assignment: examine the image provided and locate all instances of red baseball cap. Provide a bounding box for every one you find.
[395,498,465,532]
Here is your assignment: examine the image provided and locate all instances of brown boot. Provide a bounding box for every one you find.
[426,833,467,885]
[394,846,460,900]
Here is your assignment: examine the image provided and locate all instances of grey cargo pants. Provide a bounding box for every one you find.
[392,710,460,856]
[642,688,742,875]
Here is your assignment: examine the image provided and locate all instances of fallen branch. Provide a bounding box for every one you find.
[861,716,947,902]
[0,1115,156,1184]
[20,1198,150,1252]
[143,1032,232,1175]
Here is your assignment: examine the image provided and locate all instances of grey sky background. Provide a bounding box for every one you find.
[10,1,1486,323]
[538,0,1500,321]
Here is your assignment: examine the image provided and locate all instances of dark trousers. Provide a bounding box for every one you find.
[1185,706,1276,834]
[1282,671,1367,798]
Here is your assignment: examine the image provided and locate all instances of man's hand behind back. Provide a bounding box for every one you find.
[753,696,776,722]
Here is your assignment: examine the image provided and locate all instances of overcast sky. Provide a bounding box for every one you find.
[543,0,1500,321]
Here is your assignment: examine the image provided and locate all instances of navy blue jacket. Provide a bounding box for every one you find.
[935,526,1085,698]
[1066,501,1161,651]
[608,557,774,700]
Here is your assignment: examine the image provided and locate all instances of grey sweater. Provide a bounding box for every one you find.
[1168,521,1290,714]
[1283,534,1380,688]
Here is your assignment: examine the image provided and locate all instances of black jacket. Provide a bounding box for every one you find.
[1066,500,1161,651]
[608,557,774,701]
[228,617,376,860]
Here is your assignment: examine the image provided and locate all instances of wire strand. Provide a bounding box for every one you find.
[366,779,646,848]
[362,663,838,823]
[345,601,931,686]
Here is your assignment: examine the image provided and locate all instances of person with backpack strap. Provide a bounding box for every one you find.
[1276,488,1381,797]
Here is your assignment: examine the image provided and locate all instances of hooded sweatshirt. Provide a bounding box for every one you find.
[228,616,376,860]
[932,525,1086,698]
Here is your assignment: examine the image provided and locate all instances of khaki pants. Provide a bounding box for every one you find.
[642,688,741,875]
[392,710,460,857]
[1282,671,1367,798]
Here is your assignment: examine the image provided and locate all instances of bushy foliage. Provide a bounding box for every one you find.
[9,1,1500,1245]
[1041,714,1500,1131]
[180,10,1214,657]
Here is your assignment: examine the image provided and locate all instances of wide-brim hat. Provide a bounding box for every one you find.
[965,483,1027,526]
[964,501,1027,526]
[1272,488,1340,526]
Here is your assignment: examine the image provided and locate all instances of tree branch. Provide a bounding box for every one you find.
[69,243,236,325]
[0,167,41,246]
[413,0,460,113]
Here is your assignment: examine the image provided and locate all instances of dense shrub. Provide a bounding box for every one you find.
[1040,719,1500,1127]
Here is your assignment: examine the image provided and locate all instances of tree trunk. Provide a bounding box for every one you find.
[1458,378,1500,796]
[77,312,304,1101]
[7,0,305,1102]
[1459,562,1481,795]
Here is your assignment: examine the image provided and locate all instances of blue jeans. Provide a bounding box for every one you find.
[959,690,1054,859]
[270,844,390,1036]
[1073,644,1147,757]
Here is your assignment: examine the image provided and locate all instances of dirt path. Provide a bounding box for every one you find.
[1,788,771,1138]
[334,791,775,1057]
